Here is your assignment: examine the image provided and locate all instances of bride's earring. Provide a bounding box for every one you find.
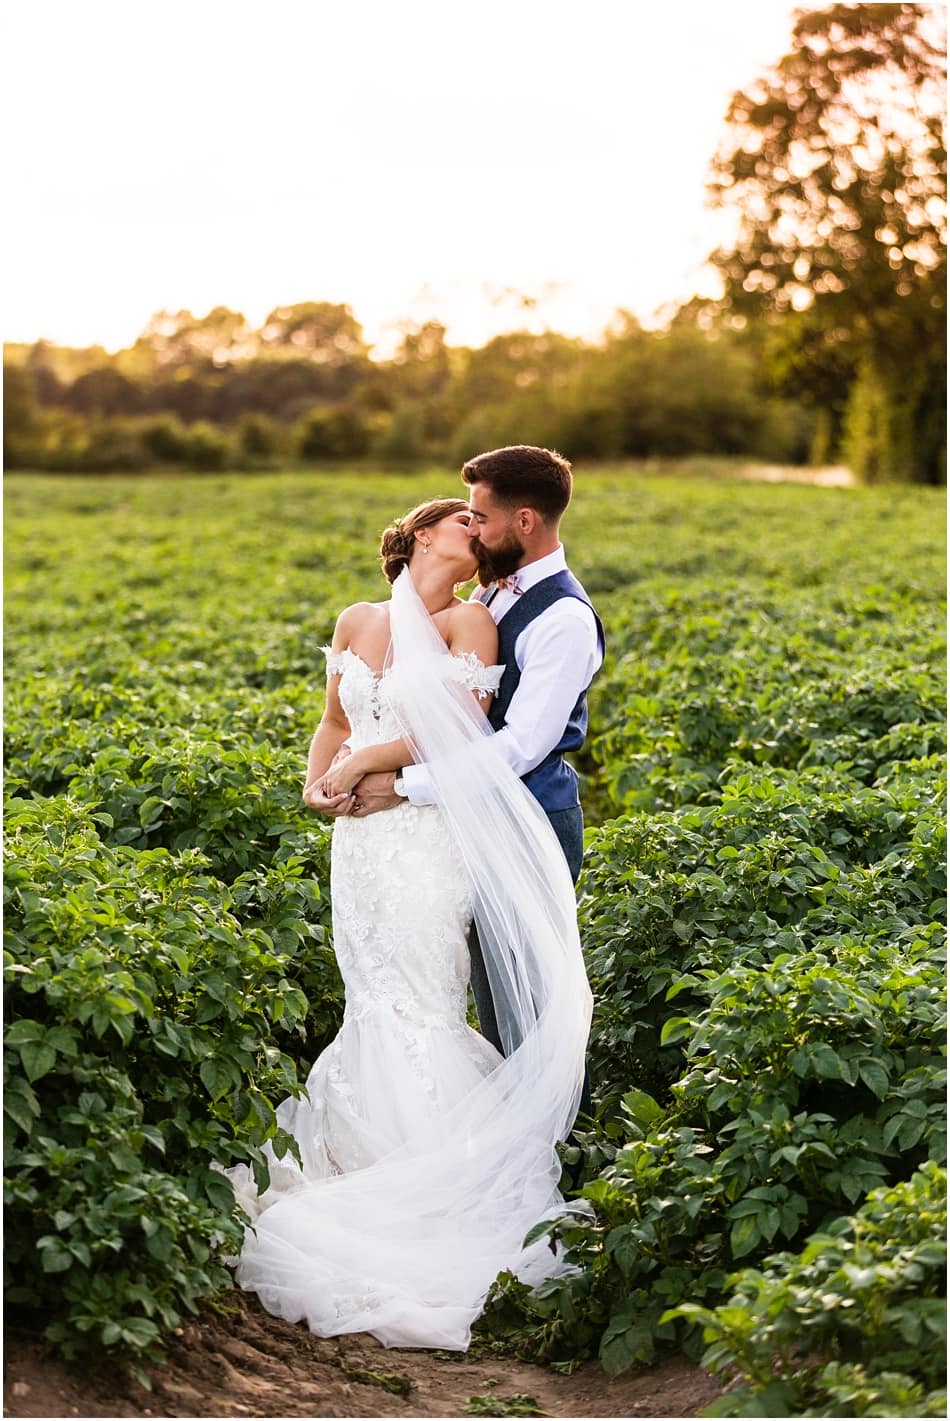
[423,541,430,553]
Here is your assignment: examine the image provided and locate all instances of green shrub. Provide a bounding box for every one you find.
[185,420,233,470]
[670,1162,947,1417]
[478,758,945,1387]
[296,405,369,459]
[370,403,429,463]
[3,793,340,1367]
[140,415,190,463]
[76,420,150,472]
[237,412,283,459]
[4,469,945,1390]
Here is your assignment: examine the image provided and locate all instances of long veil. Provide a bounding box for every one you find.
[231,567,592,1350]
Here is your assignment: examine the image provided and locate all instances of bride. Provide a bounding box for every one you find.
[224,497,592,1351]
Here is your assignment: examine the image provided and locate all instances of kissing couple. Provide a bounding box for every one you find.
[224,445,605,1351]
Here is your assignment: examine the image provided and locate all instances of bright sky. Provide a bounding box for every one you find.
[4,0,817,356]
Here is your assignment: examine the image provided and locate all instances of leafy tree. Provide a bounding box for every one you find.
[555,317,808,463]
[145,375,214,423]
[261,302,367,361]
[710,2,946,482]
[452,330,587,411]
[64,367,140,417]
[259,302,372,403]
[215,358,327,422]
[24,341,65,406]
[134,307,256,371]
[3,364,42,463]
[389,321,452,399]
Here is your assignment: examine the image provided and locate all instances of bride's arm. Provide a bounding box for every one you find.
[303,607,360,810]
[321,735,413,796]
[325,602,500,799]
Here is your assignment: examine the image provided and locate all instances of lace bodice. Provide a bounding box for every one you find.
[322,646,503,749]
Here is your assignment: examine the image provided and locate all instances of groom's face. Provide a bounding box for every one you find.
[467,485,525,585]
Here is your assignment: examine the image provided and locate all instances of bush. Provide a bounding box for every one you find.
[237,412,283,460]
[581,762,946,1118]
[77,420,150,472]
[3,792,340,1369]
[185,420,233,470]
[296,405,369,459]
[140,415,190,463]
[370,402,429,463]
[5,469,945,1389]
[671,1162,947,1417]
[477,755,945,1390]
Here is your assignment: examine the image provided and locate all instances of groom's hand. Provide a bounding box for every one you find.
[349,771,402,817]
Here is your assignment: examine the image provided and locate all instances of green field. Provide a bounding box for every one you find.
[4,467,947,1416]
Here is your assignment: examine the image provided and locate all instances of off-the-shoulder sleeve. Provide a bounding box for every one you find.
[322,645,347,677]
[447,651,505,701]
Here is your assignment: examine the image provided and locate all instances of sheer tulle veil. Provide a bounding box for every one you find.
[231,565,593,1350]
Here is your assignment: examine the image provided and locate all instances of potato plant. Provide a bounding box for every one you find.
[4,469,946,1415]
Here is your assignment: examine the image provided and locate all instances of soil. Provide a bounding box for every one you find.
[735,462,856,487]
[4,1294,724,1419]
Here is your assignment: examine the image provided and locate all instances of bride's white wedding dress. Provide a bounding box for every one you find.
[226,570,591,1351]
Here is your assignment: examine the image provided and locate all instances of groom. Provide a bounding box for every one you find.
[345,445,604,1115]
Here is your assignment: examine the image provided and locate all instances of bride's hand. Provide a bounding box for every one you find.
[302,780,355,816]
[322,753,367,798]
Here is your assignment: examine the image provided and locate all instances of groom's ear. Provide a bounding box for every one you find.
[516,507,537,534]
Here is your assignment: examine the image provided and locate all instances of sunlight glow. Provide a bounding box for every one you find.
[3,0,816,354]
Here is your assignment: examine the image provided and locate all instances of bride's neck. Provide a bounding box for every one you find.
[407,561,457,614]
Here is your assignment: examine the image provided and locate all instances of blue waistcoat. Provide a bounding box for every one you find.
[488,569,606,812]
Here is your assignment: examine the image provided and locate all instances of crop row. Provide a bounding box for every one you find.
[4,470,946,1415]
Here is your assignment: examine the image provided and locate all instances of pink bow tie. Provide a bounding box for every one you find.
[496,575,523,595]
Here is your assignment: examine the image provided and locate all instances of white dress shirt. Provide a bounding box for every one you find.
[402,546,603,806]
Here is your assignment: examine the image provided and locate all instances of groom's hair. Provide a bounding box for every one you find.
[461,446,572,524]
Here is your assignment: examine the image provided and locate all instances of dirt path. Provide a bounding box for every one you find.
[5,1294,723,1419]
[735,462,855,487]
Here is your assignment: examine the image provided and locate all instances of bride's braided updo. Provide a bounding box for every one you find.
[379,498,471,583]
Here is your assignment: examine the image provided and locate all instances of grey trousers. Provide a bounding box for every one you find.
[468,803,593,1121]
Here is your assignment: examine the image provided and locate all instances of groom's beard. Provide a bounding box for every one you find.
[473,534,526,587]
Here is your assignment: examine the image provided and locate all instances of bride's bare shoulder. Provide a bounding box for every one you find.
[450,596,494,629]
[446,596,497,656]
[332,601,388,644]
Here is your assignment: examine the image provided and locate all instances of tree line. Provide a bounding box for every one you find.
[4,4,945,483]
[2,309,821,473]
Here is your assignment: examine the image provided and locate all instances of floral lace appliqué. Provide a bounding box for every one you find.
[321,644,503,705]
[444,649,504,700]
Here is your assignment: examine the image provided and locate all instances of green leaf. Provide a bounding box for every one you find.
[730,1214,760,1259]
[599,1318,655,1376]
[622,1088,665,1127]
[40,1248,73,1274]
[138,796,165,826]
[20,1041,56,1082]
[199,1057,235,1100]
[808,1042,844,1079]
[660,1016,693,1046]
[3,1078,40,1134]
[45,1026,79,1057]
[145,1227,173,1261]
[4,1019,45,1045]
[858,1059,889,1098]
